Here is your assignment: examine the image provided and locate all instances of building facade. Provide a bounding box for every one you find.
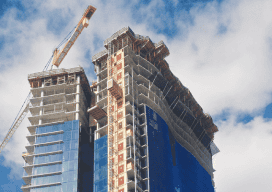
[89,27,219,192]
[22,27,219,192]
[22,67,94,192]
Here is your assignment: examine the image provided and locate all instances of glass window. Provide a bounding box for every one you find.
[35,143,62,154]
[73,120,79,130]
[64,141,71,151]
[69,150,77,160]
[68,171,74,182]
[37,127,44,134]
[36,133,63,144]
[48,135,53,142]
[62,182,68,192]
[72,130,79,140]
[46,126,53,133]
[62,161,68,172]
[68,161,75,171]
[46,145,52,152]
[71,140,78,150]
[59,143,63,151]
[63,121,72,131]
[95,170,100,182]
[43,175,49,184]
[34,153,62,165]
[52,124,59,132]
[72,181,77,192]
[44,155,49,163]
[32,174,61,186]
[59,134,63,141]
[63,151,69,162]
[51,153,57,162]
[63,131,71,141]
[51,144,57,152]
[74,161,78,171]
[39,146,45,154]
[99,147,107,158]
[62,171,69,183]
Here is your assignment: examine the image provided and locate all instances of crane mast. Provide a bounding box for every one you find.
[0,5,96,154]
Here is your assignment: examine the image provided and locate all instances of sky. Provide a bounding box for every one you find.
[0,0,272,191]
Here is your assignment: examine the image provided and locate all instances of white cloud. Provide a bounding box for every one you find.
[213,115,272,192]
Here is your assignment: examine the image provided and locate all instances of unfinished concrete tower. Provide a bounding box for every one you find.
[22,67,94,192]
[89,27,219,192]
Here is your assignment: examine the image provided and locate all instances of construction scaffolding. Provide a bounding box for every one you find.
[27,67,90,128]
[91,26,219,191]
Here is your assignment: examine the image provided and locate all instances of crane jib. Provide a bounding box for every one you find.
[52,5,96,67]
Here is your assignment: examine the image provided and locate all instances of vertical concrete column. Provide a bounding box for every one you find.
[75,75,80,120]
[97,74,100,82]
[95,61,99,74]
[39,81,44,125]
[97,82,100,102]
[97,131,100,140]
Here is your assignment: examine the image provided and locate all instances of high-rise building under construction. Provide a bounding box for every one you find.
[22,27,219,192]
[22,67,94,192]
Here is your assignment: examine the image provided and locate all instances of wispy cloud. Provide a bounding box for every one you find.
[167,0,272,116]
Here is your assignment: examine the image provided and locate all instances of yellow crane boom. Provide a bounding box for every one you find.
[52,5,96,67]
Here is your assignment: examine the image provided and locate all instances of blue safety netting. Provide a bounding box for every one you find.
[145,106,214,192]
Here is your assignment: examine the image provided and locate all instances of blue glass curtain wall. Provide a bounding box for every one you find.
[145,106,214,192]
[60,120,79,192]
[93,135,108,192]
[29,120,80,192]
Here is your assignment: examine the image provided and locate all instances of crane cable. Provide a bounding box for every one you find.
[45,25,77,71]
[2,25,78,152]
[56,25,77,50]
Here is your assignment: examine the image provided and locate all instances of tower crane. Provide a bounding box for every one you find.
[0,5,96,154]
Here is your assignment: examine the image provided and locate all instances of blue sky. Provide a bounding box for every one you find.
[1,0,272,191]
